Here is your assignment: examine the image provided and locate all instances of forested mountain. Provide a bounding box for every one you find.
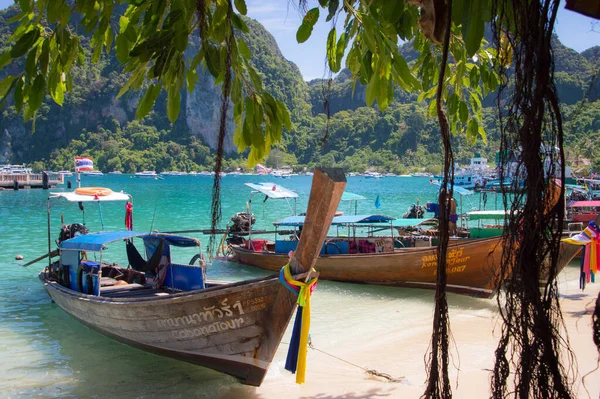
[0,4,599,174]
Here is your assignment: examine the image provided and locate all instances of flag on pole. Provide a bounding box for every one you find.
[74,156,93,172]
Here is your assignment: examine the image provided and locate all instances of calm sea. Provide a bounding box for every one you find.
[0,174,582,398]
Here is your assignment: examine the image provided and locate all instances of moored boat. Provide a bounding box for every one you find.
[33,168,347,386]
[223,182,580,298]
[82,170,104,176]
[228,214,507,298]
[134,170,160,178]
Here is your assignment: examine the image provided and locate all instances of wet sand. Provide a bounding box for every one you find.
[226,275,600,398]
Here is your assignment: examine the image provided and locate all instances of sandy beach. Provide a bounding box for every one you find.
[223,274,600,399]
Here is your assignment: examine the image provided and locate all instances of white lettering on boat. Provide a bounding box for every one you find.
[156,299,245,328]
[170,318,246,339]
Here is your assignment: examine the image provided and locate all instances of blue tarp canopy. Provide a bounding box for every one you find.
[274,214,395,227]
[60,231,200,252]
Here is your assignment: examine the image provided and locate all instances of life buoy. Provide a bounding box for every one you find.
[75,187,113,196]
[76,264,95,294]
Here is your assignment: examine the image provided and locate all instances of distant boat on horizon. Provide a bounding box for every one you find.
[108,171,122,175]
[82,170,104,176]
[134,171,163,179]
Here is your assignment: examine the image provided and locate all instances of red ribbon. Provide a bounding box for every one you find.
[125,202,133,230]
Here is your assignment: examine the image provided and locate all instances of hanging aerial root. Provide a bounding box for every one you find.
[490,0,576,397]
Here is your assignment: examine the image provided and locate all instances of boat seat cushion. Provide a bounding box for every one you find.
[162,264,205,291]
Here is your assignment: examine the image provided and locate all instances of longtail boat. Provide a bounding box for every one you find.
[36,168,346,386]
[225,185,581,298]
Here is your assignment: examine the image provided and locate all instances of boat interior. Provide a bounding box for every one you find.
[47,231,218,299]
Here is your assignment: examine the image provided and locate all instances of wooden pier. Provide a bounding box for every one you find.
[0,173,64,190]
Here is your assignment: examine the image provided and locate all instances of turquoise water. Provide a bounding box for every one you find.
[0,175,581,398]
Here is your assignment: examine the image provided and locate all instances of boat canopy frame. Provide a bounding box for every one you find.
[46,189,134,268]
[273,214,397,241]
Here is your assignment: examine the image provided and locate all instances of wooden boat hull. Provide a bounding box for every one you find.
[230,238,582,298]
[39,272,295,386]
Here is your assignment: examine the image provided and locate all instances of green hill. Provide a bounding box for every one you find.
[0,5,599,174]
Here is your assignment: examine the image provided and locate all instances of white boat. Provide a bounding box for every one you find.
[82,170,104,176]
[160,171,187,176]
[0,164,32,174]
[364,172,381,179]
[134,171,159,178]
[58,170,73,177]
[108,171,122,175]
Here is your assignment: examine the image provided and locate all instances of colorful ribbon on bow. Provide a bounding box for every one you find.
[279,262,318,384]
[562,221,600,289]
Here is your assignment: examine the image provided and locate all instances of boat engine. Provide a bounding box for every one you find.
[229,212,256,234]
[403,204,425,219]
[57,223,89,245]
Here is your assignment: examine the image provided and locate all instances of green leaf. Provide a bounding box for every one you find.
[427,98,437,117]
[18,0,32,13]
[232,76,242,104]
[234,0,247,15]
[11,28,40,58]
[29,74,46,111]
[0,52,11,71]
[326,28,337,72]
[326,0,339,22]
[469,91,481,111]
[47,0,63,23]
[392,55,420,91]
[185,68,197,93]
[115,34,130,63]
[232,13,249,33]
[25,47,37,77]
[14,78,24,112]
[276,100,292,130]
[382,0,404,24]
[247,64,263,93]
[116,67,146,99]
[39,39,49,74]
[0,76,17,100]
[467,118,478,144]
[136,84,161,119]
[365,74,378,106]
[237,39,251,60]
[296,8,319,43]
[447,93,459,115]
[334,32,347,72]
[51,76,65,106]
[458,101,469,124]
[461,0,488,57]
[478,125,488,144]
[166,86,180,123]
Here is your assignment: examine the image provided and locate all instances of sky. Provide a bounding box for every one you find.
[1,0,599,81]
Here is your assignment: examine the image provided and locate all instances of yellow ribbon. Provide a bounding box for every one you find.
[282,264,318,384]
